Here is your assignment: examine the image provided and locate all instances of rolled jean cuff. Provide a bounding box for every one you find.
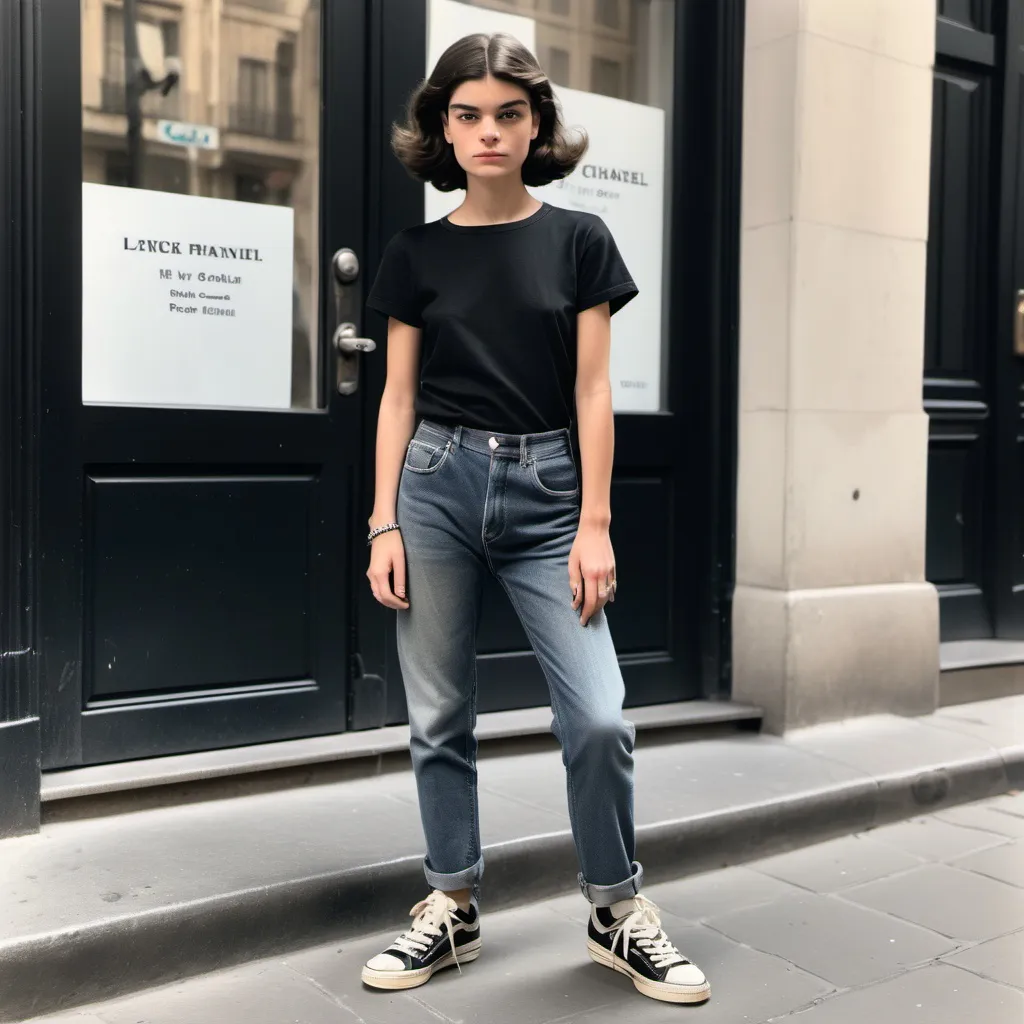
[423,854,484,893]
[578,860,644,907]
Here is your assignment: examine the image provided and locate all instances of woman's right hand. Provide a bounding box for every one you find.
[366,529,410,610]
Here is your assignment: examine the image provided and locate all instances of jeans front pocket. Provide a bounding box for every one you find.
[530,452,579,498]
[404,438,452,475]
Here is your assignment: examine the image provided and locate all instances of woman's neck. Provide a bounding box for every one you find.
[446,180,542,227]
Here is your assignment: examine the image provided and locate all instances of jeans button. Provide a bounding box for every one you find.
[488,436,499,451]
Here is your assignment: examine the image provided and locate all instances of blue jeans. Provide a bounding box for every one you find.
[395,420,644,907]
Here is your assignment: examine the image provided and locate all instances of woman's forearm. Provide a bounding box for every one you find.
[575,387,614,529]
[370,388,416,527]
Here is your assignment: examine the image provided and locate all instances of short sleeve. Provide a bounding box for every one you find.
[366,233,423,327]
[576,217,638,316]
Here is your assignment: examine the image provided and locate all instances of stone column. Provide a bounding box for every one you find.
[732,0,940,733]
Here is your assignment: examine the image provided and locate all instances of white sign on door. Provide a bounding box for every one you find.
[535,90,665,413]
[82,183,294,410]
[424,0,666,412]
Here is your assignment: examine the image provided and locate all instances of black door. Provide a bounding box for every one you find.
[993,0,1024,637]
[39,0,370,766]
[351,0,741,727]
[925,0,1024,640]
[38,0,741,759]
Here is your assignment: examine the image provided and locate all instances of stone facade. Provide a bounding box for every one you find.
[733,0,941,732]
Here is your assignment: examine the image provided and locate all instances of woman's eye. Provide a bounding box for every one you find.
[454,111,521,122]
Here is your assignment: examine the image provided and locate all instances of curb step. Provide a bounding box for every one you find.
[40,700,762,821]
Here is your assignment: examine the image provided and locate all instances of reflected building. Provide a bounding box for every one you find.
[451,0,674,108]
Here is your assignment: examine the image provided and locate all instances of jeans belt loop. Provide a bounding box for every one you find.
[453,425,463,448]
[520,435,528,467]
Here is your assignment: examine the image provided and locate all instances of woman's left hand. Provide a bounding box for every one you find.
[569,523,617,627]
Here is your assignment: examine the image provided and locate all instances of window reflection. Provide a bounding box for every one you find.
[81,0,321,409]
[463,0,673,106]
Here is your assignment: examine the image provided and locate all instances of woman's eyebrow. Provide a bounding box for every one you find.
[449,100,530,112]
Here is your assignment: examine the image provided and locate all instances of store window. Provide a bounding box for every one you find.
[102,5,182,119]
[590,55,622,98]
[548,45,570,85]
[160,19,179,60]
[235,58,271,135]
[430,0,675,412]
[594,0,619,29]
[81,0,321,411]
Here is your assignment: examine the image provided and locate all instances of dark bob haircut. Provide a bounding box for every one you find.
[392,33,588,192]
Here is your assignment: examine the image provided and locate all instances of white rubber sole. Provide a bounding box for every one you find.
[361,938,482,991]
[587,938,711,1004]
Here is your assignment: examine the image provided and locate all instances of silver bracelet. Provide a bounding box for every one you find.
[367,522,400,545]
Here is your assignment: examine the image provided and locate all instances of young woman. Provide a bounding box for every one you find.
[360,32,710,1006]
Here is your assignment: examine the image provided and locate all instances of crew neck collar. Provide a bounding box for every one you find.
[440,202,552,234]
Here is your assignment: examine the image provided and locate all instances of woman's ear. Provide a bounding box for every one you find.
[441,110,452,144]
[531,109,540,141]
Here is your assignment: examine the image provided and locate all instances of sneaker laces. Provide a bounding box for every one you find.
[610,895,690,971]
[391,890,465,972]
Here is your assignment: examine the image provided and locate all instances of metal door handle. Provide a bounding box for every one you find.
[334,323,377,354]
[1016,289,1024,356]
[331,248,375,395]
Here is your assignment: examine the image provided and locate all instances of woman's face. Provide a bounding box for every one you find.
[443,75,540,184]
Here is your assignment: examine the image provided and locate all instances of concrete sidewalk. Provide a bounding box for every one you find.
[1,696,1022,1021]
[22,792,1024,1024]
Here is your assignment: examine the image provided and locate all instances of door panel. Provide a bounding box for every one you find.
[84,474,316,699]
[39,0,368,767]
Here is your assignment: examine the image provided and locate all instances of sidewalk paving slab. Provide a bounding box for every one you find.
[786,710,1011,815]
[951,842,1024,888]
[927,696,1024,758]
[841,863,1024,942]
[751,833,925,893]
[864,813,1014,860]
[935,799,1024,838]
[706,892,957,988]
[987,791,1024,816]
[943,930,1024,990]
[778,963,1024,1024]
[2,696,1022,1022]
[601,864,804,922]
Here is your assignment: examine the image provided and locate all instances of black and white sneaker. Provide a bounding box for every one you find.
[588,895,710,1004]
[361,890,481,991]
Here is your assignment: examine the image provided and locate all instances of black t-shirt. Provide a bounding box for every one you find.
[365,202,637,434]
